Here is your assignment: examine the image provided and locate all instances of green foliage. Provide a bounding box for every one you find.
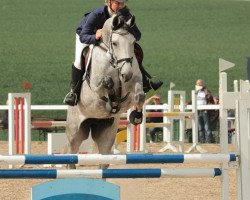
[1,0,250,107]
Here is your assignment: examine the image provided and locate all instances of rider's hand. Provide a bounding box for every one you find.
[96,29,102,40]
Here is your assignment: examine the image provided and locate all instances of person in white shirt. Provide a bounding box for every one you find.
[196,79,214,143]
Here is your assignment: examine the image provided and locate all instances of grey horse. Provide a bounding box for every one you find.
[66,14,145,169]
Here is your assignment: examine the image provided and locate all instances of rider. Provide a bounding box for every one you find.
[64,0,163,106]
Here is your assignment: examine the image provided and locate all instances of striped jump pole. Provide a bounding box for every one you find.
[126,106,146,153]
[8,93,31,155]
[0,168,222,179]
[32,120,130,128]
[145,111,194,118]
[119,122,171,129]
[0,153,237,165]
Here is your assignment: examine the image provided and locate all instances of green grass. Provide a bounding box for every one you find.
[0,129,44,141]
[1,0,250,113]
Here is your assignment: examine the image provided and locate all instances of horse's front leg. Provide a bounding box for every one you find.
[89,75,114,96]
[129,81,145,125]
[100,76,123,114]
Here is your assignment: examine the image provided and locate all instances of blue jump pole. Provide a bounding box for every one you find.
[0,154,237,165]
[0,168,222,179]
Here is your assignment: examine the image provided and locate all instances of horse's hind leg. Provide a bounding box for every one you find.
[65,120,90,169]
[91,118,119,169]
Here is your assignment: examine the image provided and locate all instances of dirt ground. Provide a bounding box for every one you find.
[0,141,237,200]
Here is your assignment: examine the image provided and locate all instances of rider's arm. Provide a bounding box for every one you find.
[78,11,101,44]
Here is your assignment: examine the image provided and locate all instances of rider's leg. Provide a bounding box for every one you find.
[134,43,163,93]
[63,34,87,106]
[63,64,85,106]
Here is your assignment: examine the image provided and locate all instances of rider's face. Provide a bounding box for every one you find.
[110,0,125,12]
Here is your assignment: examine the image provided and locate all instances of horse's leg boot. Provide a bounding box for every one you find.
[63,65,85,106]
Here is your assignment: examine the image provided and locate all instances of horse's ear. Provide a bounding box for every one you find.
[126,15,135,28]
[112,15,122,30]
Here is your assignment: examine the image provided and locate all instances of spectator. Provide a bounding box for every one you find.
[1,100,8,129]
[145,95,163,143]
[196,79,214,143]
[209,96,219,143]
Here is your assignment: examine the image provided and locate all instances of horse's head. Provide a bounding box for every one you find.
[102,14,136,82]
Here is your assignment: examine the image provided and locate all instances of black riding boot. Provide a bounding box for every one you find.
[134,44,163,93]
[142,72,163,93]
[63,65,85,106]
[139,64,163,93]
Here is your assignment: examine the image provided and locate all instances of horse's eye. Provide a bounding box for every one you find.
[112,42,117,46]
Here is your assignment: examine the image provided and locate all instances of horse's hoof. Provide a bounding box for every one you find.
[129,110,143,125]
[67,164,76,169]
[100,164,110,169]
[106,101,121,114]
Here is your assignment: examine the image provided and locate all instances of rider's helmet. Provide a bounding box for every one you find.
[106,0,128,3]
[116,0,128,2]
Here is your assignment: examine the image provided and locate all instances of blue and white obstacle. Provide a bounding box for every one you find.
[0,153,237,165]
[0,168,222,179]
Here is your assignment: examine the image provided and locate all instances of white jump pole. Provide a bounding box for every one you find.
[236,81,250,200]
[178,91,186,153]
[186,90,207,153]
[126,108,133,153]
[218,58,236,200]
[219,72,230,200]
[234,80,238,92]
[159,90,178,153]
[139,104,146,152]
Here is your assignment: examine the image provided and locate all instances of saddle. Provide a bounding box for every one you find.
[80,46,92,71]
[80,45,94,82]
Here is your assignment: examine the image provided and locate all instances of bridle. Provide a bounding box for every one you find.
[99,28,133,113]
[105,29,134,71]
